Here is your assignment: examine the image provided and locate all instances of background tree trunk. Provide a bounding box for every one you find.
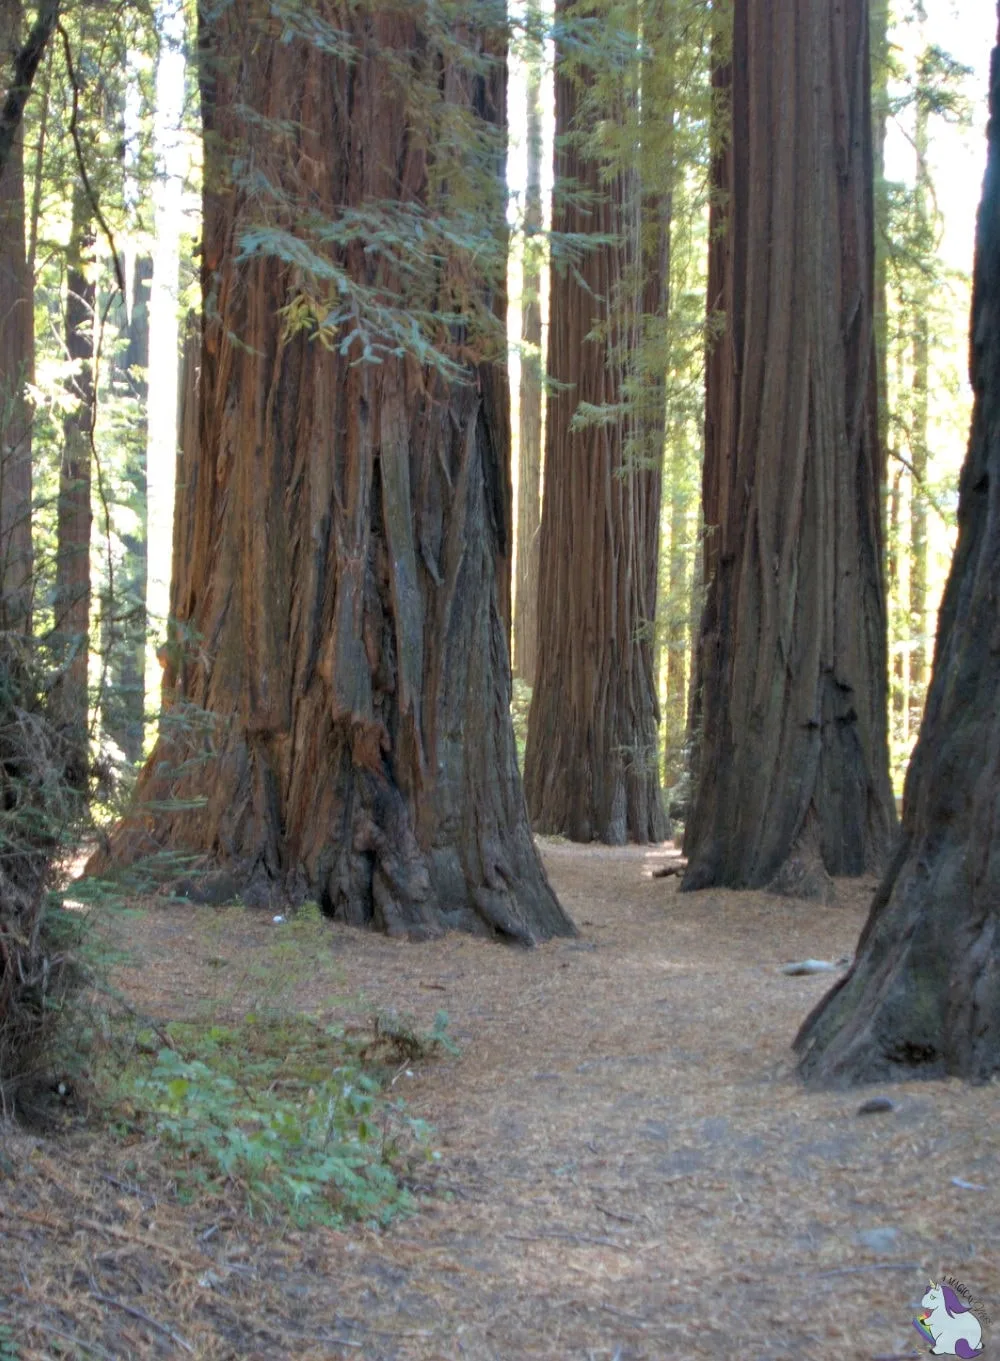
[870,0,890,457]
[686,43,732,812]
[683,0,896,896]
[513,3,543,688]
[94,0,573,943]
[663,414,692,792]
[523,15,666,845]
[51,185,95,782]
[105,254,151,764]
[0,0,35,633]
[909,33,930,731]
[796,26,1000,1085]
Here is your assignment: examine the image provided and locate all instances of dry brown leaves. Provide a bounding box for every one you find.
[0,839,997,1359]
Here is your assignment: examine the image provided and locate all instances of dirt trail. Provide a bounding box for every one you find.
[2,840,998,1360]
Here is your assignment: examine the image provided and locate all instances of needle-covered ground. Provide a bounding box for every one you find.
[0,839,997,1359]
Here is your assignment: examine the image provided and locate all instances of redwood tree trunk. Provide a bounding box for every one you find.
[0,0,35,633]
[796,28,1000,1085]
[682,0,896,895]
[523,17,666,845]
[52,187,95,780]
[110,254,151,765]
[909,57,930,728]
[94,1,573,943]
[513,13,543,688]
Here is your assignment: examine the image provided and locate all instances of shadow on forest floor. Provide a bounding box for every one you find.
[1,839,997,1359]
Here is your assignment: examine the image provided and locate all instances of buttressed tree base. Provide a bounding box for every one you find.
[683,0,897,897]
[92,0,574,945]
[796,27,1000,1086]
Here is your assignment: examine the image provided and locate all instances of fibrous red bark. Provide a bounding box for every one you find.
[0,0,36,633]
[513,11,544,689]
[93,0,573,944]
[796,26,1000,1085]
[683,0,896,896]
[523,8,666,846]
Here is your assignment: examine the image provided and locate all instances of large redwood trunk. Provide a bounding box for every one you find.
[0,0,36,633]
[523,11,666,845]
[94,1,573,943]
[796,28,1000,1085]
[513,10,544,689]
[683,0,896,895]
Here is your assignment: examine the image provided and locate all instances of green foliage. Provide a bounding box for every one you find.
[227,0,511,380]
[125,1015,428,1227]
[46,890,445,1229]
[0,1322,18,1361]
[363,1008,460,1063]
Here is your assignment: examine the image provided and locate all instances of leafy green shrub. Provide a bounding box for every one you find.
[363,1008,460,1063]
[119,1013,438,1227]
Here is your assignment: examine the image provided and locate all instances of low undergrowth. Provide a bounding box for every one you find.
[39,891,453,1230]
[118,1013,438,1228]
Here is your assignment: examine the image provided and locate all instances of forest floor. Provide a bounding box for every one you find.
[1,838,998,1360]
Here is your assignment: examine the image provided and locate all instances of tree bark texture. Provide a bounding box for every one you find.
[870,0,890,457]
[52,186,95,780]
[686,39,731,809]
[106,254,151,764]
[523,19,666,845]
[683,0,896,895]
[796,27,1000,1085]
[909,65,930,729]
[0,0,35,632]
[94,0,573,943]
[513,16,543,688]
[663,428,692,791]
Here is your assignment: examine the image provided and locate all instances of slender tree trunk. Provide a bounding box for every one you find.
[106,255,151,764]
[663,420,691,791]
[870,0,890,458]
[523,12,666,845]
[25,41,49,284]
[909,46,930,730]
[797,26,1000,1083]
[887,462,906,753]
[93,0,573,942]
[686,42,731,808]
[143,0,184,735]
[52,186,95,781]
[513,3,544,688]
[0,0,35,632]
[0,0,58,183]
[683,0,896,897]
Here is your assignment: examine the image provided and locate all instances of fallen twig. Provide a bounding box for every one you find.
[281,1331,364,1349]
[90,1291,193,1353]
[100,1171,156,1205]
[593,1201,639,1224]
[803,1262,921,1279]
[505,1230,632,1253]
